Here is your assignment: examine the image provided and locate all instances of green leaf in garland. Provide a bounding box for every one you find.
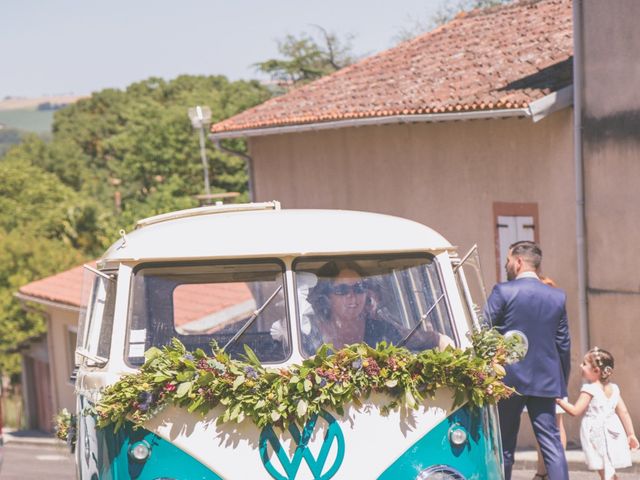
[144,347,163,362]
[232,375,245,391]
[242,344,261,367]
[93,328,519,431]
[187,396,204,413]
[404,389,416,409]
[296,399,308,417]
[176,381,193,398]
[176,371,194,382]
[303,379,313,392]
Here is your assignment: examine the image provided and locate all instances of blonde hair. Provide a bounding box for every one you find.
[539,275,557,288]
[587,347,614,383]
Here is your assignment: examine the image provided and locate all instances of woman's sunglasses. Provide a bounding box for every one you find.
[331,282,367,296]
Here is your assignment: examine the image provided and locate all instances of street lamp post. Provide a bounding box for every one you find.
[188,105,212,197]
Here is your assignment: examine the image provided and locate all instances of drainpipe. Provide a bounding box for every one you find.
[573,0,589,355]
[213,140,256,202]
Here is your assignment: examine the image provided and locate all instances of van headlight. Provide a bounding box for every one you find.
[448,423,468,447]
[417,465,466,479]
[129,440,151,462]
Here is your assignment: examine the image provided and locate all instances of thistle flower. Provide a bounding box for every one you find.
[136,391,154,412]
[364,358,381,376]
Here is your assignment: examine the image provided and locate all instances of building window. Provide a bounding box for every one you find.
[493,202,539,282]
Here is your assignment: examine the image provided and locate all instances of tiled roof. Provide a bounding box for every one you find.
[211,0,572,135]
[173,282,253,328]
[18,264,87,308]
[18,264,254,329]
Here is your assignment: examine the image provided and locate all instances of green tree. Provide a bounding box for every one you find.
[0,229,85,374]
[0,158,92,374]
[0,74,272,371]
[0,153,110,254]
[255,26,358,88]
[51,75,270,215]
[0,127,24,157]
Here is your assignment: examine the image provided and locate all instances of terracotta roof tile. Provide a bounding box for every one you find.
[19,264,87,308]
[18,265,255,328]
[212,0,573,134]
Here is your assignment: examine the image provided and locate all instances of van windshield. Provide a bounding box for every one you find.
[294,255,455,357]
[127,261,289,365]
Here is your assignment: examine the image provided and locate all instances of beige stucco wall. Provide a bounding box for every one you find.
[248,109,591,446]
[46,306,79,414]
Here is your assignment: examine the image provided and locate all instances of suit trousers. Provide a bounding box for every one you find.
[499,395,569,480]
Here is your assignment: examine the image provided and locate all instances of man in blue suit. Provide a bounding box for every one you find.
[485,241,571,480]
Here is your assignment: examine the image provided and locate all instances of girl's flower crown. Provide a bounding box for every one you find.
[590,346,614,382]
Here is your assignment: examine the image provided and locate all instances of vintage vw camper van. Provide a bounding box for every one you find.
[74,201,504,479]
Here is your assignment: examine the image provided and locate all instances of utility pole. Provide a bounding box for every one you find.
[188,106,212,198]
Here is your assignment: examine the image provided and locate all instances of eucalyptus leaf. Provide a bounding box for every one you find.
[232,375,245,391]
[296,399,308,417]
[176,381,193,398]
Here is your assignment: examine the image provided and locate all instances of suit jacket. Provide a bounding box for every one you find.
[485,277,571,397]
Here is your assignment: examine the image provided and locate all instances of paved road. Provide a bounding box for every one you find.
[1,443,75,479]
[1,442,637,479]
[512,470,638,479]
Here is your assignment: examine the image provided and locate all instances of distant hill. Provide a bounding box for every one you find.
[0,95,88,134]
[0,94,88,112]
[0,109,55,134]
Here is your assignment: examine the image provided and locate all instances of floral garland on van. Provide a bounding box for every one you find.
[85,328,523,433]
[54,408,77,448]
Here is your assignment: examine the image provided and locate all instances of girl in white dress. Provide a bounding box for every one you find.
[557,347,639,480]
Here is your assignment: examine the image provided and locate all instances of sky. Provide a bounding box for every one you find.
[2,0,448,99]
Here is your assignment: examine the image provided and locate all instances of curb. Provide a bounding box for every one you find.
[513,449,640,473]
[2,428,67,448]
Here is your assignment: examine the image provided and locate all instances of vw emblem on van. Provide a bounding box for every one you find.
[259,411,345,480]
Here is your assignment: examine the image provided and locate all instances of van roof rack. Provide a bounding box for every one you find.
[135,201,281,229]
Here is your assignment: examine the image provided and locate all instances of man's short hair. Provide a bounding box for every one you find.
[509,240,542,269]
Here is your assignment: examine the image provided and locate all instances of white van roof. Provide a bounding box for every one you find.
[100,206,454,265]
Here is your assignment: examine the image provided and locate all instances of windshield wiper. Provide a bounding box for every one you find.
[397,293,445,348]
[222,285,283,352]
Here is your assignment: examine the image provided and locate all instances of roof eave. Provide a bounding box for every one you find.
[210,85,575,141]
[210,108,532,141]
[14,291,82,312]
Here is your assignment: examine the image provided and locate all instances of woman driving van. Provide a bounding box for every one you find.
[301,261,454,355]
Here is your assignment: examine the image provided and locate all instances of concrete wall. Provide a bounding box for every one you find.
[577,0,640,440]
[248,109,584,446]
